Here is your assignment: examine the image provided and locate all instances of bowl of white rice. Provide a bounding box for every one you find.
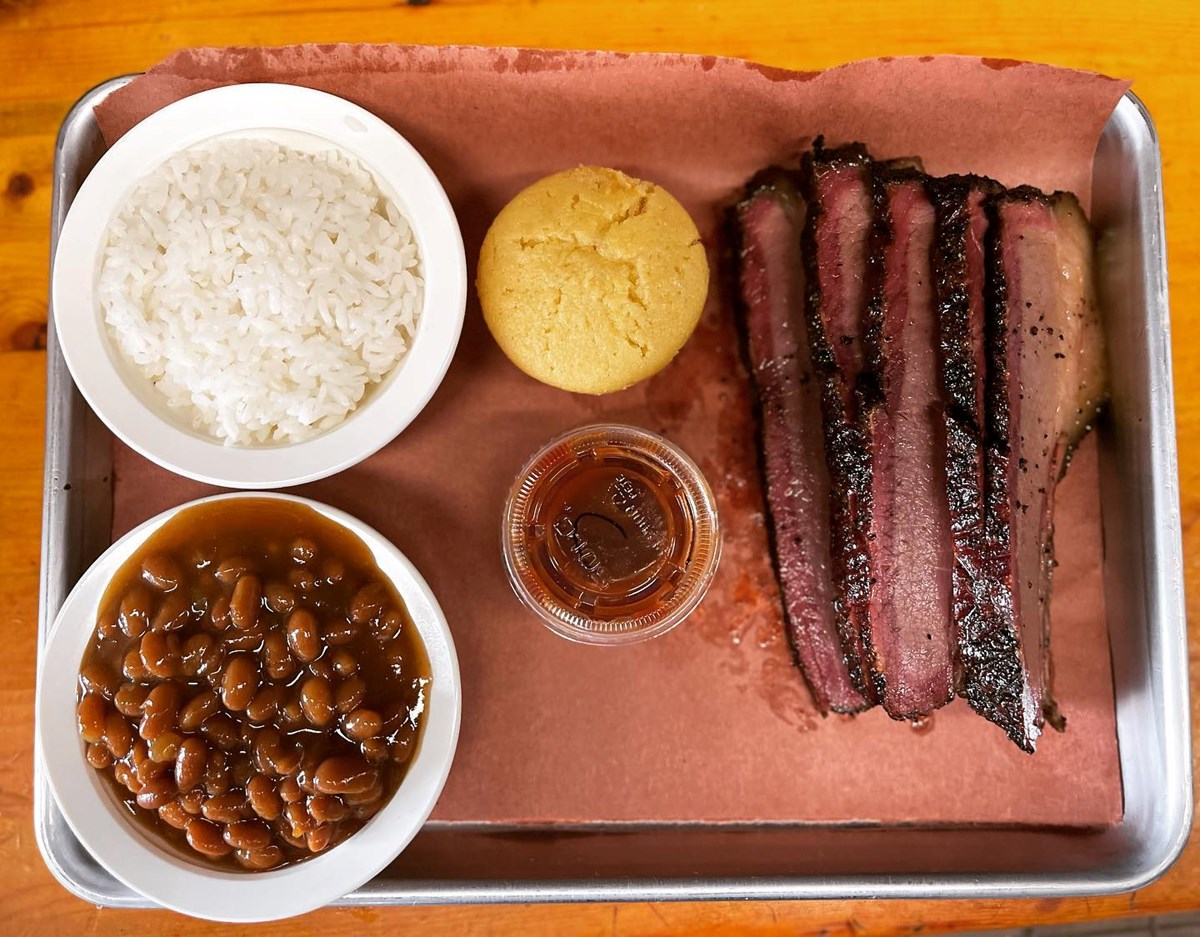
[52,83,466,488]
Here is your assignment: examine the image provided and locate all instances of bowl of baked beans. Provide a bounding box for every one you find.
[36,492,460,922]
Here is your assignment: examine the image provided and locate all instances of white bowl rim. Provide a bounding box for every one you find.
[51,83,467,489]
[35,491,461,922]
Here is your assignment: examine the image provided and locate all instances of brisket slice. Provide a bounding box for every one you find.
[860,170,955,718]
[927,175,1002,694]
[980,188,1107,751]
[733,171,870,714]
[802,141,875,397]
[800,141,879,702]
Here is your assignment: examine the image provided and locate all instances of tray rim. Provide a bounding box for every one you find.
[32,70,1192,909]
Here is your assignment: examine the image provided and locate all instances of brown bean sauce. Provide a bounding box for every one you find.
[76,498,431,871]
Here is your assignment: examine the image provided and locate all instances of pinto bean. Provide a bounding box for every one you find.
[306,824,334,853]
[201,791,251,823]
[186,817,231,857]
[277,826,307,850]
[376,607,407,641]
[229,750,255,788]
[133,740,172,784]
[308,656,336,682]
[296,749,322,795]
[208,594,232,631]
[382,640,408,675]
[229,574,261,630]
[246,775,283,821]
[334,676,366,715]
[141,554,184,591]
[277,776,303,804]
[158,800,189,829]
[76,694,107,743]
[178,690,220,732]
[219,631,263,655]
[330,649,358,677]
[85,742,113,768]
[223,819,272,850]
[343,776,384,807]
[285,608,321,662]
[341,709,382,742]
[136,776,177,809]
[312,755,377,796]
[79,663,121,700]
[261,632,295,681]
[300,677,335,727]
[221,655,259,711]
[236,846,283,870]
[203,750,232,796]
[139,631,178,678]
[263,580,295,614]
[140,556,182,592]
[245,684,284,724]
[150,590,191,632]
[96,611,121,643]
[307,794,349,824]
[214,556,252,585]
[114,761,142,794]
[349,583,387,625]
[147,730,183,763]
[390,734,415,766]
[181,633,220,678]
[352,797,386,822]
[175,737,208,791]
[254,728,302,776]
[289,567,318,595]
[104,711,134,758]
[278,697,305,729]
[113,682,148,717]
[284,802,315,836]
[139,684,181,740]
[122,649,150,682]
[118,584,155,637]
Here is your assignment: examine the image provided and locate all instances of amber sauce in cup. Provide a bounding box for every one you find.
[503,424,720,644]
[522,446,696,621]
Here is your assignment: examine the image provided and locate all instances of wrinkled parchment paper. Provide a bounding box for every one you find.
[98,46,1129,825]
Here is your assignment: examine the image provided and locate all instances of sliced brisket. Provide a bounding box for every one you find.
[860,170,955,718]
[800,142,879,702]
[733,171,871,715]
[927,175,1002,694]
[802,142,875,397]
[979,188,1107,751]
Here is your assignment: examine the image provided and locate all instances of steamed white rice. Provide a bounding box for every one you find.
[98,138,423,446]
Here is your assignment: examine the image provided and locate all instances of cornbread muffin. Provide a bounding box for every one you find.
[477,166,709,394]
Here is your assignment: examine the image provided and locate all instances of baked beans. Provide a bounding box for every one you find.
[77,499,430,871]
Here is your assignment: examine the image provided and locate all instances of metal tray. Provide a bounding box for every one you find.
[35,75,1191,907]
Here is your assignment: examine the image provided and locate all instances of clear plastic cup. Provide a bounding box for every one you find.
[502,423,721,645]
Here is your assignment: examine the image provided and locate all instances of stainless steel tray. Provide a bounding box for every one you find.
[35,75,1191,907]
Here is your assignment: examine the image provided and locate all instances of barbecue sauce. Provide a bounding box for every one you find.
[519,446,696,620]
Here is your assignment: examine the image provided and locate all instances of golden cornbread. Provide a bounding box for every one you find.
[476,166,709,394]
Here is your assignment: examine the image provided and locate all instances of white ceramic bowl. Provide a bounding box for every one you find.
[36,492,461,922]
[52,83,466,488]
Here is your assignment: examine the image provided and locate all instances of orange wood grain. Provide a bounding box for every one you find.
[2,0,1198,932]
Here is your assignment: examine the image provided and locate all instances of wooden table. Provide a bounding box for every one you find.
[2,1,1197,933]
